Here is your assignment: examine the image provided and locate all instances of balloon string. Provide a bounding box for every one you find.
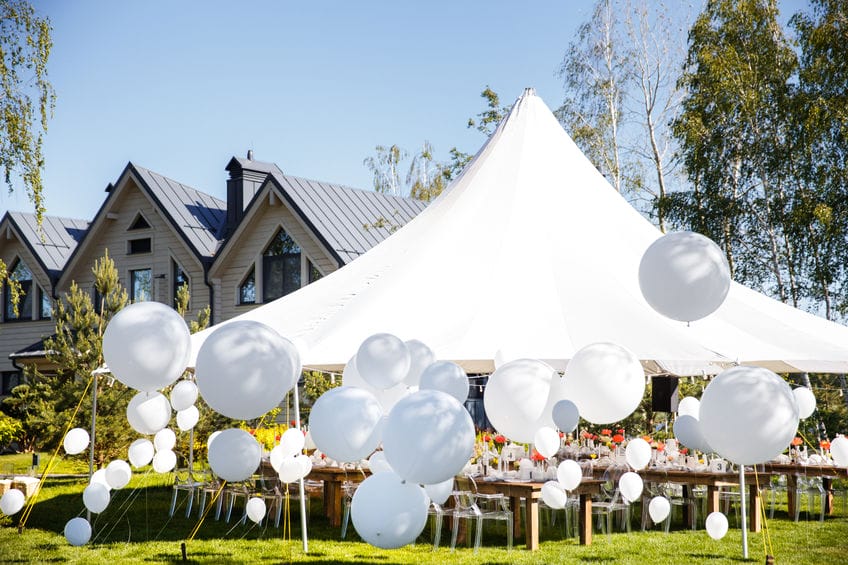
[284,487,291,564]
[753,468,774,557]
[186,480,226,542]
[18,372,95,531]
[797,430,821,454]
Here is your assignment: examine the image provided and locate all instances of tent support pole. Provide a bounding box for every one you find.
[739,466,748,559]
[293,382,308,553]
[87,372,98,526]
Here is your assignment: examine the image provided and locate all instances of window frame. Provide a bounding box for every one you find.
[130,268,152,302]
[262,228,302,302]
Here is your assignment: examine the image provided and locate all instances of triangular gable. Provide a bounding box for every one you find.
[0,212,88,282]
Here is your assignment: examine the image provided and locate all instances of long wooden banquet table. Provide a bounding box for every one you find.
[762,462,848,518]
[306,466,368,527]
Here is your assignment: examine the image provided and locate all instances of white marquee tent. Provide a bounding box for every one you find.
[189,89,848,376]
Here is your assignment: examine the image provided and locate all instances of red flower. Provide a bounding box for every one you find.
[531,449,546,461]
[494,435,506,445]
[820,440,831,450]
[680,447,689,455]
[601,429,613,436]
[791,437,803,447]
[616,428,625,435]
[592,434,599,440]
[275,434,281,441]
[290,420,297,427]
[582,431,592,439]
[612,434,625,444]
[483,434,492,442]
[657,442,665,452]
[559,431,565,438]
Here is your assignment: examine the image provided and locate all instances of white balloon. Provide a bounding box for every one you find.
[638,231,731,322]
[304,429,316,451]
[700,366,799,465]
[793,387,817,420]
[64,517,92,546]
[533,426,560,459]
[207,430,221,449]
[63,428,90,455]
[831,436,848,467]
[541,481,568,510]
[170,380,198,412]
[367,451,393,474]
[279,428,305,458]
[176,406,200,431]
[343,356,411,414]
[278,456,307,483]
[105,459,132,489]
[419,361,469,403]
[83,483,110,514]
[269,445,287,472]
[562,343,646,425]
[295,454,313,478]
[355,334,411,390]
[246,497,266,524]
[423,477,454,505]
[102,301,191,392]
[557,460,583,491]
[705,511,729,540]
[404,339,436,386]
[128,439,155,468]
[383,389,475,485]
[619,471,643,503]
[648,496,670,524]
[308,386,384,463]
[154,428,177,452]
[126,391,172,435]
[484,359,560,443]
[674,415,713,454]
[90,469,111,491]
[195,320,300,420]
[625,438,652,471]
[552,399,580,433]
[351,471,429,549]
[677,396,701,418]
[208,428,261,482]
[0,489,25,515]
[152,449,177,473]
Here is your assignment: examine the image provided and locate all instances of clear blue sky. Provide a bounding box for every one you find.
[2,0,809,221]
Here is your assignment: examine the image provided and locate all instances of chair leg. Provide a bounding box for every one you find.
[506,515,513,550]
[169,488,179,517]
[341,500,351,539]
[432,513,442,550]
[185,488,194,518]
[450,516,460,551]
[474,516,483,553]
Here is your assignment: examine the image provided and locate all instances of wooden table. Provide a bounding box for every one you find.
[763,463,848,518]
[306,466,368,527]
[472,479,603,550]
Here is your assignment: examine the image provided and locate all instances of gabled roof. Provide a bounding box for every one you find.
[1,212,89,279]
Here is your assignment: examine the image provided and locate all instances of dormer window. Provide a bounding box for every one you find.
[4,259,33,321]
[239,267,256,305]
[128,213,151,230]
[263,228,301,302]
[128,237,152,254]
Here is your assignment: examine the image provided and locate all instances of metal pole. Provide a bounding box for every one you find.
[739,466,748,559]
[87,373,98,524]
[292,381,308,553]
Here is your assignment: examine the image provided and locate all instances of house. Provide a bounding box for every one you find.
[0,152,426,392]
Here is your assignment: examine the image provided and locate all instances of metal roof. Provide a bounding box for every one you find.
[5,212,89,277]
[270,172,427,264]
[131,164,227,259]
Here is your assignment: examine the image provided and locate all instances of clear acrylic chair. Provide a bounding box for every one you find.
[340,481,359,539]
[794,476,826,522]
[169,468,206,518]
[449,490,512,552]
[592,465,632,538]
[197,476,225,520]
[428,500,446,550]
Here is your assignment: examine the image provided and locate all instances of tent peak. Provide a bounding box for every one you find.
[521,87,537,97]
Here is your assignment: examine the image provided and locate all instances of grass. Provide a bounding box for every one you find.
[1,456,847,564]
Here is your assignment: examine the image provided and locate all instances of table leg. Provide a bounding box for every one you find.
[524,497,539,551]
[786,475,797,519]
[578,494,592,546]
[682,484,693,528]
[749,484,761,533]
[510,495,522,540]
[823,477,834,515]
[706,485,719,515]
[322,481,331,519]
[328,482,342,527]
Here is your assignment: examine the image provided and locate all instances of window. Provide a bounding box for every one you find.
[1,371,21,396]
[263,228,301,301]
[128,238,152,254]
[239,267,256,304]
[92,286,103,314]
[130,269,152,302]
[4,259,33,321]
[128,213,151,230]
[308,260,323,284]
[38,286,52,320]
[173,260,189,307]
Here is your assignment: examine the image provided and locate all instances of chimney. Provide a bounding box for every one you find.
[223,150,269,237]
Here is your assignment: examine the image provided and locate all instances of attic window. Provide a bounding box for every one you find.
[128,237,152,254]
[239,267,256,305]
[263,228,301,301]
[128,214,151,230]
[4,259,33,321]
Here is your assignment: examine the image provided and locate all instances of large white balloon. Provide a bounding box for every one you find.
[638,231,731,322]
[195,320,300,420]
[154,428,176,452]
[176,406,199,431]
[677,396,701,418]
[483,359,561,443]
[534,426,560,459]
[126,391,172,435]
[831,435,848,467]
[350,471,429,549]
[355,333,411,390]
[102,301,191,392]
[562,343,645,425]
[700,366,798,465]
[208,428,261,482]
[793,387,817,420]
[170,380,198,412]
[90,469,111,491]
[64,517,92,546]
[423,477,454,505]
[705,511,729,540]
[105,459,132,489]
[625,438,652,471]
[83,483,110,514]
[128,439,154,468]
[63,428,90,455]
[557,460,583,491]
[278,456,308,484]
[648,496,670,524]
[552,399,580,433]
[152,449,177,473]
[279,428,305,458]
[367,451,393,474]
[404,339,436,386]
[419,361,469,403]
[308,386,384,463]
[541,481,568,510]
[619,471,643,503]
[0,489,25,515]
[246,497,266,524]
[673,415,713,454]
[383,389,475,485]
[342,356,411,414]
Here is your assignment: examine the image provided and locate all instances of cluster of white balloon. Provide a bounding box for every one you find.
[308,333,475,549]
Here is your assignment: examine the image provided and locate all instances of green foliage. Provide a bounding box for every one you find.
[0,0,55,225]
[0,411,22,447]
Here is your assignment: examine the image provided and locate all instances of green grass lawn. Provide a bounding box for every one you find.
[1,458,846,564]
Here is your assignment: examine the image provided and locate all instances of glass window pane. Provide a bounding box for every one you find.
[5,260,33,320]
[39,287,52,319]
[239,267,256,304]
[172,260,189,307]
[131,269,151,302]
[308,261,323,284]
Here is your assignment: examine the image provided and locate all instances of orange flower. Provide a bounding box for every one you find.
[680,447,689,455]
[601,429,613,436]
[791,437,803,446]
[531,449,546,462]
[820,439,831,450]
[612,434,625,443]
[657,442,665,452]
[483,434,492,442]
[494,434,507,445]
[616,428,626,435]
